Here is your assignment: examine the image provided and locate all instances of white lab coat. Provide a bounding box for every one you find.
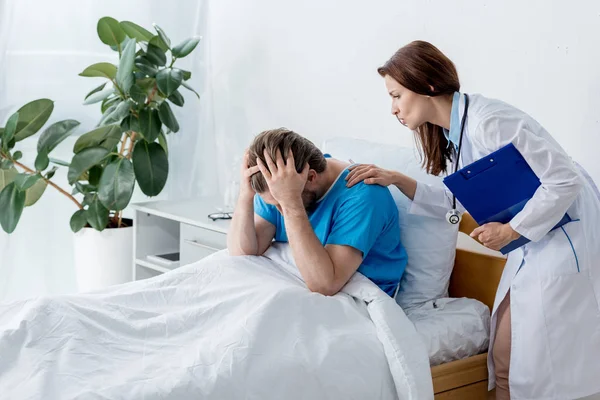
[409,93,600,400]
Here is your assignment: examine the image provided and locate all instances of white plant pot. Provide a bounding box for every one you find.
[73,225,133,292]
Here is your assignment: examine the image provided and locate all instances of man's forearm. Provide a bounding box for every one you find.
[227,195,258,256]
[281,200,336,294]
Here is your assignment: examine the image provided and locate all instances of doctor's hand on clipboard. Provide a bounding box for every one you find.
[470,222,521,251]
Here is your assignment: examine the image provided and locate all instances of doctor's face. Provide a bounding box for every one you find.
[384,75,431,131]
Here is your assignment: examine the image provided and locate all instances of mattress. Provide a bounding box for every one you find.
[406,297,491,366]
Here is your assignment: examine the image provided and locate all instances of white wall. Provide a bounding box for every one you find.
[206,0,600,191]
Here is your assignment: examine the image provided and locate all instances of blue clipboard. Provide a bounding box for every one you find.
[443,143,571,254]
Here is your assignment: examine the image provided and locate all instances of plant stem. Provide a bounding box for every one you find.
[9,158,83,210]
[127,132,137,159]
[169,57,177,68]
[118,133,128,156]
[117,212,123,228]
[146,84,158,105]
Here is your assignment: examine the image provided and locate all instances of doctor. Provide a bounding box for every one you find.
[346,40,600,400]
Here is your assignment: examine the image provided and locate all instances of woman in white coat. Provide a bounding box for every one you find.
[346,40,600,400]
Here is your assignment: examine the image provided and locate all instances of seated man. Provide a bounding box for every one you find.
[227,128,408,297]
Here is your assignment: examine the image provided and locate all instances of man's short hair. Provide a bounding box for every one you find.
[248,128,327,193]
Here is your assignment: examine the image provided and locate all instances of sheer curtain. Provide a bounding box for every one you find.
[0,0,213,301]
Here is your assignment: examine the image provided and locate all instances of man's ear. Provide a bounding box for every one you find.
[307,169,317,183]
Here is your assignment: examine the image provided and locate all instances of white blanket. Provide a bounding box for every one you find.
[0,243,433,400]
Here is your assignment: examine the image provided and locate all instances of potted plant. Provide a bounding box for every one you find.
[0,17,201,292]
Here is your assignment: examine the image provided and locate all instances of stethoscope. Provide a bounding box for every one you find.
[445,93,469,225]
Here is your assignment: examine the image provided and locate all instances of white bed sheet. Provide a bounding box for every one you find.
[406,298,491,366]
[0,244,434,400]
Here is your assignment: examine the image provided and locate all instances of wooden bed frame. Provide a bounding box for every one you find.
[430,214,506,399]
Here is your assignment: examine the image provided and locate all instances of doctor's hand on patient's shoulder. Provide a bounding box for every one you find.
[345,164,399,188]
[239,150,260,203]
[470,222,521,251]
[256,148,309,209]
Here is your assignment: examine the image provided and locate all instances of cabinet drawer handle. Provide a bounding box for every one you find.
[184,239,220,252]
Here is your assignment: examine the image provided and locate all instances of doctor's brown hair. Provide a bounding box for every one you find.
[248,128,327,193]
[378,40,460,176]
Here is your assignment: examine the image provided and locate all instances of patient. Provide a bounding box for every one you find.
[227,128,408,296]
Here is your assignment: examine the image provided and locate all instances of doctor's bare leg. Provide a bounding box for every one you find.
[493,291,512,400]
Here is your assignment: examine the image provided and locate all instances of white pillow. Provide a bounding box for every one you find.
[321,137,458,309]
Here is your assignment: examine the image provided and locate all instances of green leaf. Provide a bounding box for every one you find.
[0,182,26,233]
[129,84,147,104]
[0,167,18,192]
[121,115,140,134]
[97,17,127,46]
[0,159,12,169]
[101,96,120,114]
[182,70,192,81]
[84,87,114,105]
[136,77,156,92]
[76,182,96,194]
[181,81,200,99]
[13,99,54,142]
[44,166,58,180]
[134,57,158,77]
[79,63,117,79]
[98,157,135,211]
[117,38,137,94]
[12,151,22,160]
[171,37,200,59]
[49,158,70,167]
[24,178,47,207]
[88,165,103,186]
[158,131,168,156]
[70,209,88,233]
[152,23,171,48]
[120,21,153,42]
[158,102,179,133]
[3,112,19,145]
[97,101,119,127]
[34,150,49,171]
[146,43,166,66]
[37,119,80,153]
[100,99,133,126]
[68,147,110,184]
[74,125,122,153]
[13,173,40,191]
[84,82,107,100]
[149,35,169,52]
[86,197,109,231]
[139,109,161,142]
[110,38,128,53]
[156,68,183,97]
[133,141,169,196]
[167,90,185,107]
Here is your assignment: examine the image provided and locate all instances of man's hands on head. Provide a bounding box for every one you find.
[256,148,309,210]
[227,150,276,256]
[239,150,260,204]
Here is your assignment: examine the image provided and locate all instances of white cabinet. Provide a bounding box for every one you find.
[132,198,231,280]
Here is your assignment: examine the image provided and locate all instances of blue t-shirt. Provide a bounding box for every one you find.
[254,167,408,296]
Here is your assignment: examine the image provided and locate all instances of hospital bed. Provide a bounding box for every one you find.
[0,138,506,399]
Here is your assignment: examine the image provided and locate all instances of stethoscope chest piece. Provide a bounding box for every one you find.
[446,209,462,225]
